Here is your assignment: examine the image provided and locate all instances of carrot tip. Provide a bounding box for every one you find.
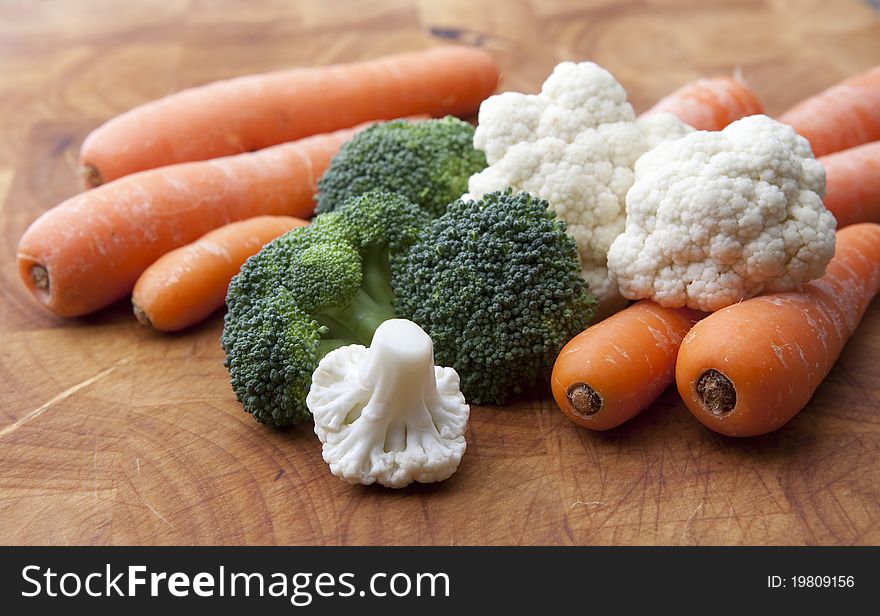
[566,383,603,418]
[80,164,102,188]
[132,302,152,327]
[30,264,49,292]
[695,369,736,416]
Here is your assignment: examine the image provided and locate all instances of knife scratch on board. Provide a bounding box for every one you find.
[0,356,133,440]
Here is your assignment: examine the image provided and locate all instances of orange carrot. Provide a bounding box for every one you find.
[820,141,880,228]
[132,216,307,332]
[551,301,705,430]
[79,46,499,187]
[18,124,367,318]
[778,66,880,157]
[641,76,763,131]
[675,223,880,437]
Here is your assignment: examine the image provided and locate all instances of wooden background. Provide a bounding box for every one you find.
[2,0,880,546]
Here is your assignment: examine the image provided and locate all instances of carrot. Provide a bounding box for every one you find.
[820,141,880,228]
[778,66,880,157]
[551,301,706,430]
[641,76,763,131]
[675,223,880,437]
[18,124,367,318]
[132,216,307,332]
[79,46,499,187]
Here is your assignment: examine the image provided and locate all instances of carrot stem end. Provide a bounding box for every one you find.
[566,383,603,418]
[695,369,736,416]
[80,164,102,188]
[132,302,152,327]
[30,265,49,292]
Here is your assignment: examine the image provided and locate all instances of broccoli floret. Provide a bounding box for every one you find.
[222,290,322,426]
[391,190,596,405]
[315,117,487,217]
[221,191,429,426]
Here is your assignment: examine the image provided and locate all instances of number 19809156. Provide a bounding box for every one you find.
[768,575,855,589]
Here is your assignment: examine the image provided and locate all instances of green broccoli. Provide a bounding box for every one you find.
[221,290,322,426]
[222,189,595,426]
[315,117,487,218]
[392,190,596,404]
[221,191,428,426]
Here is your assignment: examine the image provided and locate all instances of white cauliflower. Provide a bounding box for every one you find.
[307,319,469,489]
[607,114,836,312]
[466,61,692,314]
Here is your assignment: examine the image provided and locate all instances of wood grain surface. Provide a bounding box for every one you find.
[2,0,880,546]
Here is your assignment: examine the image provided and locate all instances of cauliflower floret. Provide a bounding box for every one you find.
[467,61,692,315]
[307,319,469,489]
[607,114,837,312]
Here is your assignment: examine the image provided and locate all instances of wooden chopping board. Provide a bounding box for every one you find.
[2,0,880,546]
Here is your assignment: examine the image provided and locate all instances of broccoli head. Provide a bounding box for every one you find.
[221,191,429,426]
[315,117,487,217]
[222,290,321,426]
[391,190,596,404]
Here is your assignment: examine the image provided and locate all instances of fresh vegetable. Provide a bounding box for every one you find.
[18,124,366,318]
[821,141,880,228]
[221,191,427,426]
[132,215,307,332]
[676,223,880,437]
[466,61,691,315]
[315,116,487,217]
[607,114,836,312]
[221,189,593,425]
[641,75,764,131]
[777,66,880,157]
[308,318,469,488]
[80,46,500,186]
[551,301,705,430]
[393,190,595,404]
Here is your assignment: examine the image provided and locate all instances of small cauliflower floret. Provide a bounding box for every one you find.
[308,319,469,489]
[607,114,837,312]
[466,61,691,314]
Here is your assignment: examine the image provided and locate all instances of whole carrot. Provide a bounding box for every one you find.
[821,141,880,228]
[641,76,763,131]
[132,216,307,332]
[18,124,366,318]
[552,301,705,430]
[676,223,880,437]
[778,66,880,157]
[80,46,499,187]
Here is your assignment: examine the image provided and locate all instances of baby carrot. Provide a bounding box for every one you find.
[18,124,367,318]
[778,66,880,157]
[132,216,307,332]
[80,46,499,186]
[676,223,880,437]
[641,76,763,131]
[820,141,880,228]
[551,301,705,430]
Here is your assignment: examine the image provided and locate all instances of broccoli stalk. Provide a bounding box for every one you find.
[316,288,395,351]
